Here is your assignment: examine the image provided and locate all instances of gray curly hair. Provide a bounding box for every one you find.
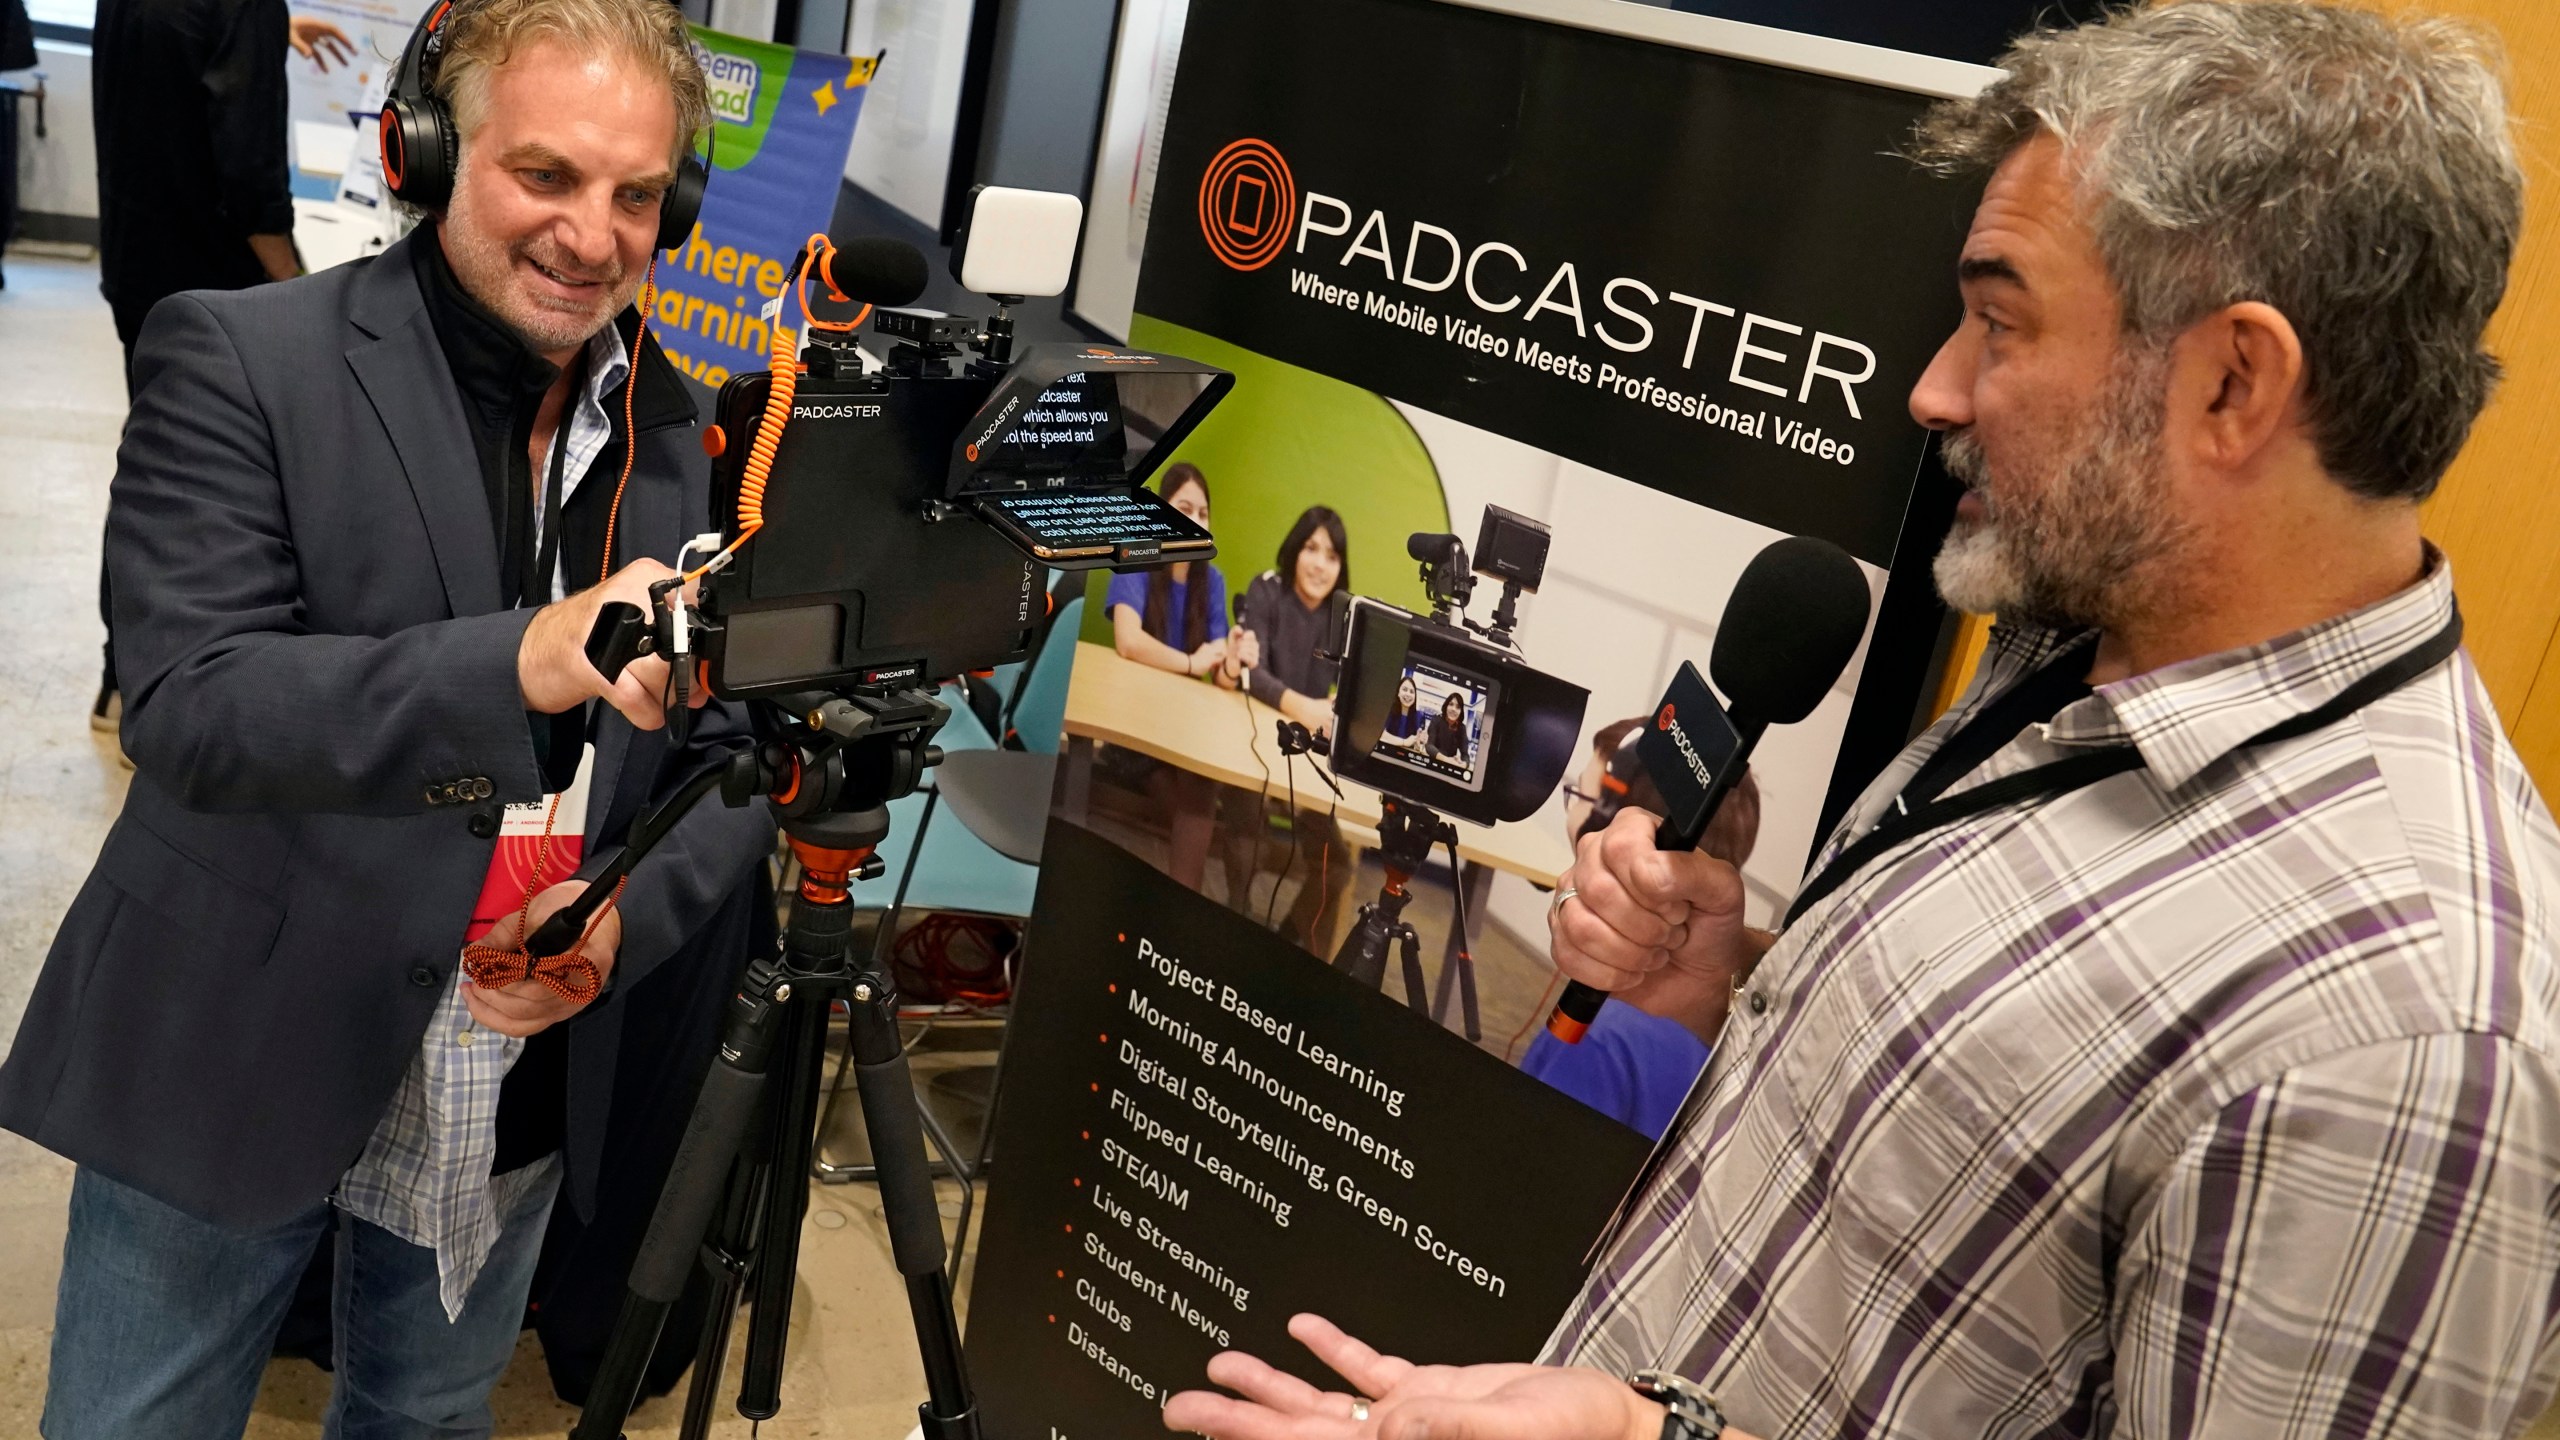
[1909,1,2523,503]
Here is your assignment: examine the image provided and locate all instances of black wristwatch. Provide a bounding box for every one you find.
[1628,1369,1728,1440]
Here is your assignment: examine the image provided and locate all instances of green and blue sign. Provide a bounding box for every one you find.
[652,28,876,389]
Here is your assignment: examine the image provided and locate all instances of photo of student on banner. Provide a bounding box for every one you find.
[1224,505,1358,948]
[1101,464,1238,892]
[1054,323,1881,1088]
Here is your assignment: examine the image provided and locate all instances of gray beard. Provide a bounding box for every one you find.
[1931,347,2185,631]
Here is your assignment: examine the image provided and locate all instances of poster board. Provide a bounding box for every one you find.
[964,1,1995,1434]
[650,28,874,391]
[1069,0,1189,340]
[840,0,980,229]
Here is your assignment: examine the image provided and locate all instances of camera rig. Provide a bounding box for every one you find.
[539,196,1234,1440]
[1277,507,1588,1037]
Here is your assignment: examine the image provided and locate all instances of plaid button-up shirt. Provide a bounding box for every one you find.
[1545,554,2560,1438]
[336,326,628,1321]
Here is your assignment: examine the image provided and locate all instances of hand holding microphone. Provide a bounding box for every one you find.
[1546,536,1873,1043]
[1549,807,1754,1042]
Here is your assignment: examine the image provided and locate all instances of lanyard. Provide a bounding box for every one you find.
[1781,608,2465,933]
[525,417,571,607]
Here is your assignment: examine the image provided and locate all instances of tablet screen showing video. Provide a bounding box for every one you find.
[1369,657,1500,793]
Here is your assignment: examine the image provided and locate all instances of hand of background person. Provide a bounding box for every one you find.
[463,880,618,1038]
[1187,636,1230,679]
[1549,804,1758,1044]
[1278,688,1332,739]
[288,15,355,69]
[1163,1314,1741,1440]
[1224,625,1262,680]
[519,560,710,731]
[246,232,301,284]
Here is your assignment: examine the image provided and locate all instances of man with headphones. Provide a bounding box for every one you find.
[0,0,775,1433]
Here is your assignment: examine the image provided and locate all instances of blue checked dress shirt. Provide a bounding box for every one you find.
[337,326,629,1321]
[1546,553,2560,1438]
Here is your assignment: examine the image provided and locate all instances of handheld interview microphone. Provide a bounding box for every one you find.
[1545,535,1872,1043]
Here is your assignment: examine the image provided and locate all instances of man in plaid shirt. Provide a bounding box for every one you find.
[1165,5,2560,1439]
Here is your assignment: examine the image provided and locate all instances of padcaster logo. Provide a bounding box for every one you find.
[1198,139,1296,272]
[1657,703,1676,731]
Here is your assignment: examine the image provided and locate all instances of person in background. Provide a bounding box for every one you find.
[1107,463,1233,683]
[0,0,34,293]
[1228,505,1355,948]
[1104,462,1234,888]
[86,0,305,735]
[288,13,354,67]
[1235,505,1349,736]
[1426,690,1468,760]
[1379,674,1425,751]
[1524,715,1759,1139]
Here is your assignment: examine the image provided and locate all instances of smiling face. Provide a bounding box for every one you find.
[1908,134,2192,629]
[441,36,677,362]
[1396,676,1417,712]
[1166,475,1210,526]
[1441,693,1464,724]
[1293,526,1342,608]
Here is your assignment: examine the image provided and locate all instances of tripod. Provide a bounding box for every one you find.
[549,687,981,1440]
[1328,795,1480,1038]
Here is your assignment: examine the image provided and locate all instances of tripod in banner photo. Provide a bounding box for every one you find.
[536,687,982,1440]
[1273,725,1482,1038]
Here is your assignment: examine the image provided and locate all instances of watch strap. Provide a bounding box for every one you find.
[1628,1368,1726,1440]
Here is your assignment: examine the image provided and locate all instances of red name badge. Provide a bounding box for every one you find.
[464,746,594,942]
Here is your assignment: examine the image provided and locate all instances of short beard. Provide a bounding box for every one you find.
[441,174,641,357]
[1933,345,2187,631]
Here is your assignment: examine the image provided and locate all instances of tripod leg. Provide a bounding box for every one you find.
[673,1102,778,1440]
[677,1238,746,1439]
[736,984,834,1421]
[570,994,784,1440]
[845,977,981,1438]
[1397,926,1429,1014]
[1448,847,1486,1042]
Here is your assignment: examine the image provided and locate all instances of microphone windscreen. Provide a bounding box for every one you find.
[1710,536,1872,726]
[821,235,930,307]
[1408,532,1459,564]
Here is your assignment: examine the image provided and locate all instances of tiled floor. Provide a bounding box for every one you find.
[0,251,972,1438]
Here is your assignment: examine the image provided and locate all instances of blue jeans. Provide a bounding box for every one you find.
[42,1163,561,1440]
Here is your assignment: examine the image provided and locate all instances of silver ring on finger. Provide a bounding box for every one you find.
[1349,1398,1371,1422]
[1552,883,1579,915]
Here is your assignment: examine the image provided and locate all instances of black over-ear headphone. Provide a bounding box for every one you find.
[380,0,710,254]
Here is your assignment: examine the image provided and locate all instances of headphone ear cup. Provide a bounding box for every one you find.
[380,95,456,210]
[656,151,708,255]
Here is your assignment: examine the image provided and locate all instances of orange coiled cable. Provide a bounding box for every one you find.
[683,233,871,583]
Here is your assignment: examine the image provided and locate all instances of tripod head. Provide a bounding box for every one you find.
[523,681,950,959]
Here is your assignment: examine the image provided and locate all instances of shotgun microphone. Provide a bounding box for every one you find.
[1546,535,1872,1043]
[787,232,930,307]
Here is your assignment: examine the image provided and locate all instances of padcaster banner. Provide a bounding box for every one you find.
[648,28,876,390]
[964,0,1994,1433]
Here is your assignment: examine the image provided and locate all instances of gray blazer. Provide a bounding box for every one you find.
[0,234,777,1229]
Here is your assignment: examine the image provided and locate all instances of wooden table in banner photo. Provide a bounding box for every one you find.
[1058,642,1575,1035]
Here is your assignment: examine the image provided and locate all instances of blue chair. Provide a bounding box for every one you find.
[845,595,1086,921]
[1004,596,1081,755]
[845,682,1036,919]
[815,610,1082,1206]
